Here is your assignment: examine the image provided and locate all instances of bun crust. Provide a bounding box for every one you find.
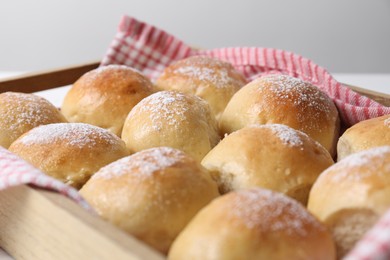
[168,188,336,260]
[80,147,219,254]
[308,146,390,258]
[337,114,390,161]
[61,65,155,136]
[201,124,334,204]
[9,123,128,189]
[219,74,340,156]
[0,92,67,148]
[121,90,220,162]
[156,56,246,120]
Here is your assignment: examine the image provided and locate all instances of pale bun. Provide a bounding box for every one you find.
[79,147,219,254]
[121,90,220,162]
[337,114,390,161]
[201,124,334,204]
[168,188,336,260]
[9,123,128,189]
[219,74,340,156]
[156,55,246,120]
[61,65,155,136]
[0,92,67,148]
[308,146,390,258]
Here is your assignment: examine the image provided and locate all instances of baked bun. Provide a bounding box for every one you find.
[121,90,220,162]
[61,65,155,136]
[337,114,390,161]
[219,74,340,156]
[168,188,336,260]
[201,124,333,204]
[9,123,128,189]
[155,56,246,120]
[79,147,219,254]
[0,92,67,148]
[308,146,390,258]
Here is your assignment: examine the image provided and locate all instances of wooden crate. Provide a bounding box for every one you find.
[0,62,388,260]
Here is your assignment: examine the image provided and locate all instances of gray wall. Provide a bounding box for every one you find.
[1,0,389,72]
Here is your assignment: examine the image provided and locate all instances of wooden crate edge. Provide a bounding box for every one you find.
[0,185,164,260]
[0,61,100,93]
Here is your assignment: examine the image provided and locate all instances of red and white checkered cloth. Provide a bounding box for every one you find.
[0,146,91,210]
[0,15,389,259]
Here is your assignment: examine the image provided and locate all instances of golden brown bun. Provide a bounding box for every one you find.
[61,65,155,136]
[308,146,390,258]
[0,92,67,148]
[201,124,334,204]
[155,56,247,120]
[168,188,336,260]
[337,114,390,161]
[9,123,128,189]
[121,90,220,162]
[79,147,219,254]
[219,74,340,156]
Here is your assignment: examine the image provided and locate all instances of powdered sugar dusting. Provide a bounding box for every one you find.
[170,56,245,88]
[92,147,187,179]
[228,189,323,236]
[330,146,390,182]
[94,64,143,75]
[18,123,118,148]
[130,91,190,131]
[251,124,305,147]
[0,92,61,132]
[260,74,334,129]
[82,64,151,87]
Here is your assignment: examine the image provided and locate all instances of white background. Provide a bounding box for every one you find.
[0,0,389,73]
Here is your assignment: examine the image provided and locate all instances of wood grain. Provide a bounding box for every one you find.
[0,185,164,260]
[0,61,99,93]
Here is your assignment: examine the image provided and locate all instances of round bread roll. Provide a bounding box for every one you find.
[121,90,220,162]
[168,188,336,260]
[201,124,334,204]
[308,146,390,258]
[9,123,128,189]
[0,92,67,149]
[79,147,219,254]
[155,55,247,120]
[337,114,390,161]
[61,65,155,136]
[219,74,340,156]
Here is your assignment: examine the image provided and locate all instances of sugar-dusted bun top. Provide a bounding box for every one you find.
[337,114,390,161]
[219,74,340,156]
[309,146,390,218]
[156,55,247,120]
[121,90,220,162]
[201,124,333,204]
[9,123,128,189]
[168,188,335,260]
[80,147,219,254]
[308,146,390,258]
[61,64,155,136]
[0,92,67,148]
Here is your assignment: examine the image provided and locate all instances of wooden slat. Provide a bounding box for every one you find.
[0,185,164,260]
[0,61,99,93]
